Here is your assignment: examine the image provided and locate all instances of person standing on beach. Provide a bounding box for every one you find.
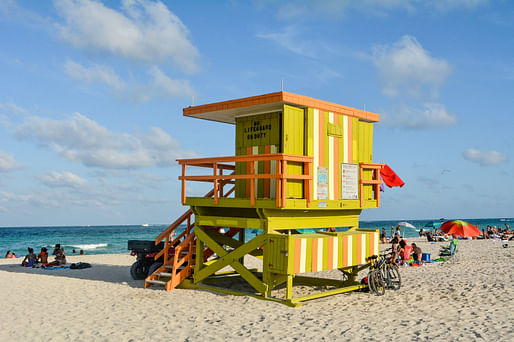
[381,228,387,243]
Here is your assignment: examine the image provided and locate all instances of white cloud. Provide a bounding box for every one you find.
[257,26,317,58]
[64,60,126,91]
[16,112,196,169]
[0,151,22,172]
[54,0,199,73]
[372,35,451,98]
[382,103,457,129]
[64,61,194,100]
[463,149,508,166]
[429,0,489,12]
[147,66,195,99]
[0,114,10,128]
[0,102,28,115]
[38,171,87,188]
[274,0,488,20]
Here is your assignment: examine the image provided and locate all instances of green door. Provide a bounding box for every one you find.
[282,105,305,199]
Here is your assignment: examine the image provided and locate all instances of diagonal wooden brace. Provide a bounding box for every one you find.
[195,228,267,294]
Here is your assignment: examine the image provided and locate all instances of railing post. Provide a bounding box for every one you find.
[376,167,381,207]
[164,238,169,265]
[219,168,224,198]
[281,158,287,208]
[213,162,218,205]
[250,159,255,206]
[276,160,282,208]
[305,160,311,208]
[181,164,186,205]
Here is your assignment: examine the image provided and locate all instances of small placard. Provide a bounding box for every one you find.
[341,163,359,200]
[318,201,327,209]
[317,166,328,200]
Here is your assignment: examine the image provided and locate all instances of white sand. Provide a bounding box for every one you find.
[1,239,513,341]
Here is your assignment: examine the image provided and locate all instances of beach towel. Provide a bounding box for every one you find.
[42,266,70,270]
[380,165,405,188]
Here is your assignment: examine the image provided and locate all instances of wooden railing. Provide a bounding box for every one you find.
[359,163,384,208]
[177,154,313,208]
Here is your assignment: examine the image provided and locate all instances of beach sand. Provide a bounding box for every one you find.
[1,238,513,341]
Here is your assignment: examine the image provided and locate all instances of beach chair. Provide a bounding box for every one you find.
[439,239,458,261]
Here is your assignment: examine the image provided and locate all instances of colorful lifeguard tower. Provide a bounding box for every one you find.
[145,91,385,306]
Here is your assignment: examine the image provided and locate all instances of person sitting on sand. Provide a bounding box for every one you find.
[11,252,16,258]
[5,250,12,258]
[52,244,61,256]
[21,248,37,267]
[411,243,422,263]
[47,246,66,266]
[37,247,49,266]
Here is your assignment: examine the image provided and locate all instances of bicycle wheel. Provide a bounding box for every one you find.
[379,265,390,289]
[367,270,376,294]
[387,265,401,290]
[373,269,385,296]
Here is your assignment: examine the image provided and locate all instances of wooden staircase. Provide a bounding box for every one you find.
[144,184,235,291]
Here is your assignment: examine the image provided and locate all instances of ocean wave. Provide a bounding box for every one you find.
[69,243,109,250]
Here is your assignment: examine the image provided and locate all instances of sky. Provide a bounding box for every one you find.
[0,0,513,226]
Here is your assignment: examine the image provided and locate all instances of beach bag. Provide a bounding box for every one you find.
[70,262,91,269]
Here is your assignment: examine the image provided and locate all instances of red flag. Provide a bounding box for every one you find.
[380,164,405,188]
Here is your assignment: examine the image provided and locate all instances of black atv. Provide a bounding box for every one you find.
[128,240,164,280]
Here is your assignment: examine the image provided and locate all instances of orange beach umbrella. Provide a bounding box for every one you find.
[440,220,480,238]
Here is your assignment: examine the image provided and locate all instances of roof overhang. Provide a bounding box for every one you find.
[183,91,380,124]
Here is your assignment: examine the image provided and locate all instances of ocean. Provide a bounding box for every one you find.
[1,218,512,258]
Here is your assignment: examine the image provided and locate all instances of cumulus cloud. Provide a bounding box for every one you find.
[372,35,451,98]
[274,0,488,20]
[463,148,508,166]
[382,103,457,129]
[147,66,195,99]
[15,112,195,169]
[64,60,126,91]
[257,26,317,58]
[38,171,87,188]
[0,102,28,115]
[54,0,199,73]
[64,61,194,100]
[429,0,489,12]
[0,151,23,172]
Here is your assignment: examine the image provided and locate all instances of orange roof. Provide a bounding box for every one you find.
[183,91,379,124]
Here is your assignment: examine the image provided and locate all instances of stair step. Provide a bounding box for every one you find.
[146,280,166,286]
[157,272,172,277]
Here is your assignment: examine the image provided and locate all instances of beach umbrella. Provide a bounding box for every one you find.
[440,220,481,238]
[397,221,416,229]
[424,221,442,229]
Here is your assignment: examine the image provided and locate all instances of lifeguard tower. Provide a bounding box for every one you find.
[145,91,386,306]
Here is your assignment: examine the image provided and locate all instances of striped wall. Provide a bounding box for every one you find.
[309,109,358,201]
[293,232,379,274]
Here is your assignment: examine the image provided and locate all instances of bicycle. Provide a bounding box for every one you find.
[366,255,385,296]
[378,249,401,291]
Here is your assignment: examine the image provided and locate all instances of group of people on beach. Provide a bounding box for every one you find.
[481,224,513,240]
[5,244,68,268]
[380,226,424,266]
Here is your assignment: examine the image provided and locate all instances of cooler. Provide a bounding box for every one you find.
[421,253,431,262]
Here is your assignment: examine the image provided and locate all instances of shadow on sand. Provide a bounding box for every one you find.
[0,262,146,289]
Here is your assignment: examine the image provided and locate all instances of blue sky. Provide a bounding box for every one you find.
[0,0,512,226]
